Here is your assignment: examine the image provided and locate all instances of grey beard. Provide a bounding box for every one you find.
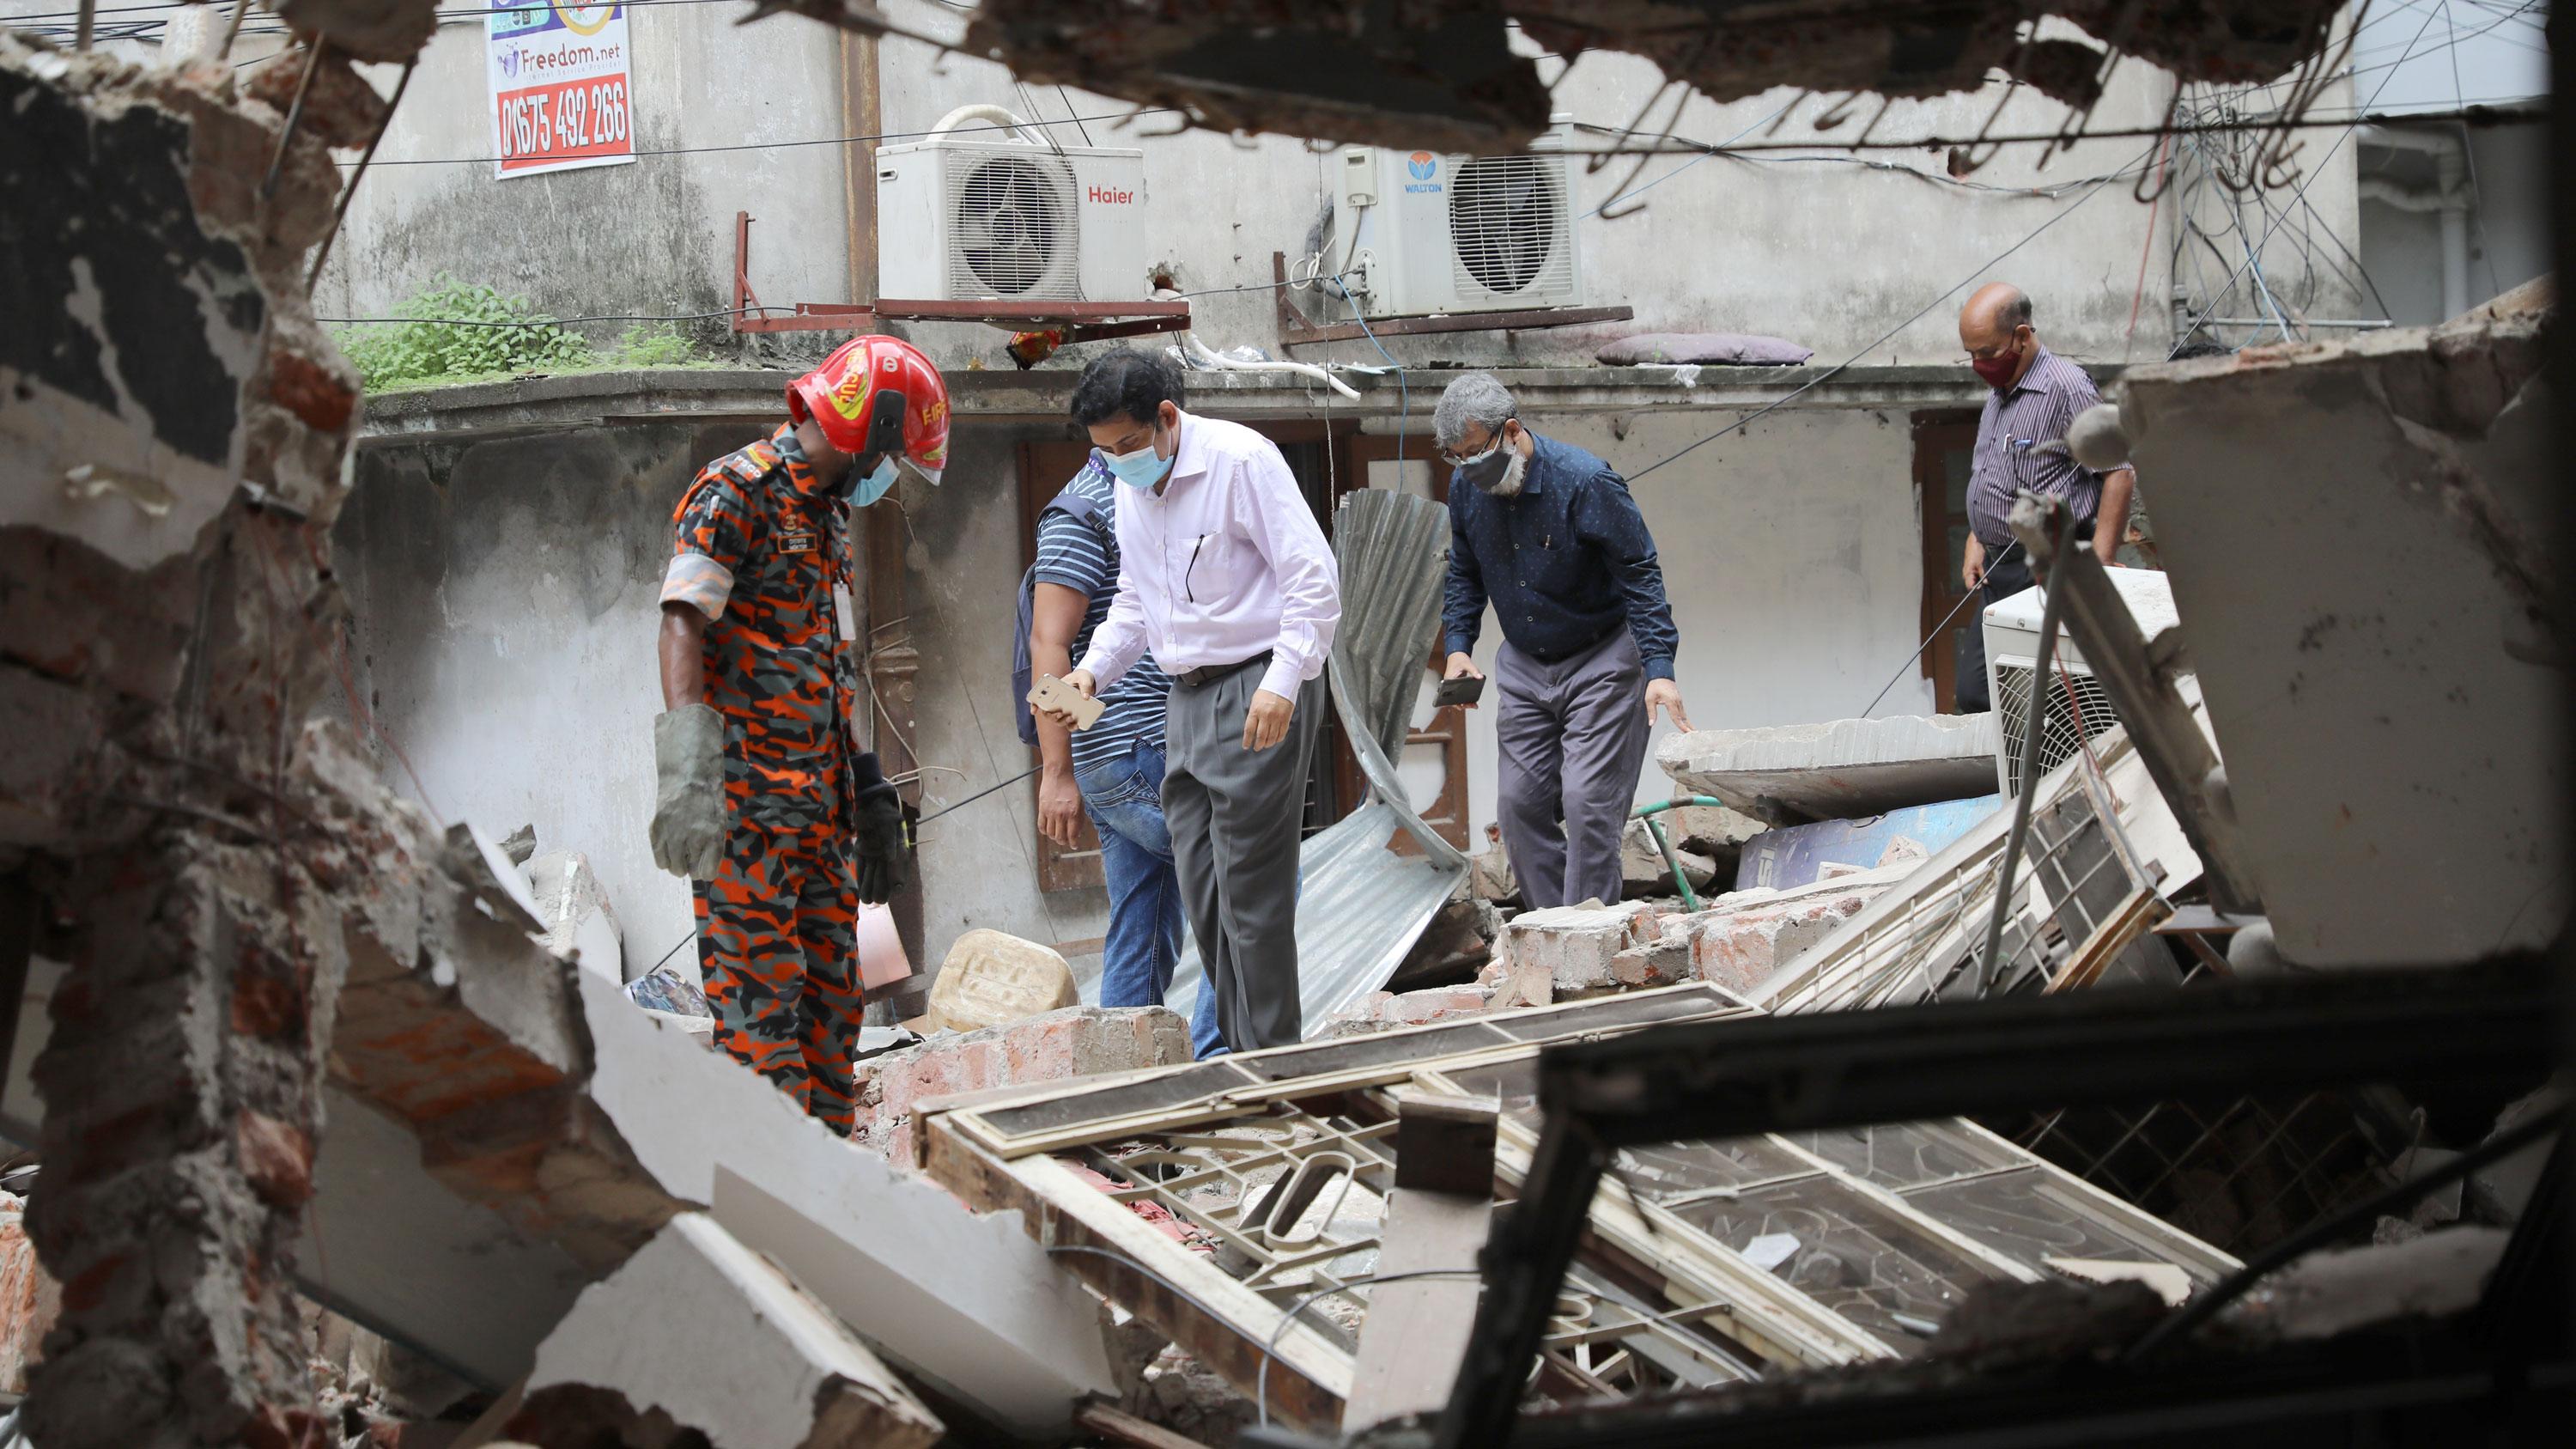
[1477,451,1528,496]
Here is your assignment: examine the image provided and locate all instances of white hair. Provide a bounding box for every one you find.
[1434,372,1516,450]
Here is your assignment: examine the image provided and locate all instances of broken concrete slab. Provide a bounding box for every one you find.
[502,1212,942,1449]
[575,968,1121,1437]
[852,1004,1191,1164]
[1619,817,1717,899]
[1657,714,2001,825]
[2117,311,2564,966]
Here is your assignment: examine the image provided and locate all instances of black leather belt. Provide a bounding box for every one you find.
[1175,650,1272,689]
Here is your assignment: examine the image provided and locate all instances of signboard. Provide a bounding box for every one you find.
[486,3,635,179]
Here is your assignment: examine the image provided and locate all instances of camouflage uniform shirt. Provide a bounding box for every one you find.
[659,423,890,833]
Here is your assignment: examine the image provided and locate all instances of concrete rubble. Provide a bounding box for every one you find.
[498,1212,942,1449]
[1656,713,2002,825]
[852,1003,1193,1163]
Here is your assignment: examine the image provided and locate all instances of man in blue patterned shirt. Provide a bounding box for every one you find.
[1028,454,1221,1057]
[1436,373,1693,909]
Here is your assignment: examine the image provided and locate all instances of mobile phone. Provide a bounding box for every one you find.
[1433,673,1485,709]
[1027,673,1105,730]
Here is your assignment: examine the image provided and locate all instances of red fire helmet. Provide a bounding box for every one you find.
[785,334,951,484]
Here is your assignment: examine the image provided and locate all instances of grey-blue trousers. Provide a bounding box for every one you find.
[1496,628,1649,910]
[1163,661,1324,1053]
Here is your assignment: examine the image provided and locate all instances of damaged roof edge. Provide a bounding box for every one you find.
[355,363,2022,443]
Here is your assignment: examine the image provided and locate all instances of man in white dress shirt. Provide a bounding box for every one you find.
[1052,350,1342,1052]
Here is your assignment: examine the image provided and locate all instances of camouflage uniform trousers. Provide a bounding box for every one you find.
[692,823,866,1132]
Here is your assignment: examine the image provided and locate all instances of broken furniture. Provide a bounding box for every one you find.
[1431,959,2561,1448]
[920,983,2241,1436]
[1102,489,1470,1035]
[1656,714,2001,826]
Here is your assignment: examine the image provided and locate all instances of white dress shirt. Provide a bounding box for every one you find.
[1077,410,1341,703]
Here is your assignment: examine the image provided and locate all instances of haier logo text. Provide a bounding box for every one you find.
[1087,186,1136,204]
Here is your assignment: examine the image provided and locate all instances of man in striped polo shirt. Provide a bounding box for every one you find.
[1953,283,2136,712]
[1028,454,1222,1057]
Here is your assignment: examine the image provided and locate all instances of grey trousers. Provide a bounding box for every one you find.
[1162,661,1323,1053]
[1497,629,1650,910]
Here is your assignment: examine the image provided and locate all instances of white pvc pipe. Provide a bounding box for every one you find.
[928,104,1036,143]
[1183,335,1362,399]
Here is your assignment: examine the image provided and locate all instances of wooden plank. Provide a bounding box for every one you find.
[1343,1190,1489,1430]
[1073,1401,1214,1449]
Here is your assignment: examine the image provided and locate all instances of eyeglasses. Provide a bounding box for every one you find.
[1438,418,1515,466]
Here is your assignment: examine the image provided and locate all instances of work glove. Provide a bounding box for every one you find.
[649,704,727,880]
[853,788,909,904]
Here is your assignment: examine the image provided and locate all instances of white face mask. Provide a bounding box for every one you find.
[847,454,900,507]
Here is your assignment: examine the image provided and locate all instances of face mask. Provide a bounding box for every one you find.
[1102,430,1172,490]
[1457,429,1526,496]
[1970,336,2024,391]
[847,454,900,508]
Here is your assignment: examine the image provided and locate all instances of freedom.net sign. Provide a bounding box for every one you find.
[486,3,635,179]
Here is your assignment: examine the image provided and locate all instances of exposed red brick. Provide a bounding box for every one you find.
[267,350,355,435]
[232,967,305,1038]
[235,1111,315,1208]
[58,1251,131,1315]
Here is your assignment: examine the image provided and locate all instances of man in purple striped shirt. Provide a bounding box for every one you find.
[1953,283,2136,712]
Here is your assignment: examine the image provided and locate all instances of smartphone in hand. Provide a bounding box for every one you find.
[1028,673,1105,730]
[1433,673,1486,709]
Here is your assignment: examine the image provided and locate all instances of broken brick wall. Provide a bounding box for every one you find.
[0,24,465,1447]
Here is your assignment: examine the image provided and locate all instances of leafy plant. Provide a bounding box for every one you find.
[610,322,700,368]
[335,274,595,389]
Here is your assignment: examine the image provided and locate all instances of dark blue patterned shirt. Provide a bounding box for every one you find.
[1442,433,1680,681]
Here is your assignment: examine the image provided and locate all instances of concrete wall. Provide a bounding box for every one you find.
[273,1,2360,370]
[2359,119,2549,326]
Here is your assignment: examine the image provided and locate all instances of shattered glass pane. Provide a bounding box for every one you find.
[1904,1169,2229,1284]
[1612,1137,1817,1202]
[1784,1121,2020,1190]
[1672,1178,2008,1349]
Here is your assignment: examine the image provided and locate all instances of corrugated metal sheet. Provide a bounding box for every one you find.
[1087,489,1467,1035]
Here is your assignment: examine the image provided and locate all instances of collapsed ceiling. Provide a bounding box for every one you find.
[932,0,2348,153]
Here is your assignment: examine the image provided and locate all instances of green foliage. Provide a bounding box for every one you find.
[335,274,598,390]
[611,322,701,368]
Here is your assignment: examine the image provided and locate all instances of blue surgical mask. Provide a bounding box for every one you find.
[1102,441,1171,490]
[847,454,900,508]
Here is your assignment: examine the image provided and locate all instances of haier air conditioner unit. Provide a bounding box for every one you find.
[875,106,1145,303]
[1327,119,1585,318]
[1983,567,2196,798]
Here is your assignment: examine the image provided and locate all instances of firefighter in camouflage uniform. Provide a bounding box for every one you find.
[649,335,951,1132]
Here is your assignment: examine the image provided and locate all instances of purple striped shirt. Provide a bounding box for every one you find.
[1966,345,2125,549]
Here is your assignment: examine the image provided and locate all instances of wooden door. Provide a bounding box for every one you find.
[1913,412,1981,714]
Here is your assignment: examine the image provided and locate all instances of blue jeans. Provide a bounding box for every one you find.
[1076,741,1223,1059]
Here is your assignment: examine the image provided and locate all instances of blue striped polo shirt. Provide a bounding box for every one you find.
[1035,460,1175,771]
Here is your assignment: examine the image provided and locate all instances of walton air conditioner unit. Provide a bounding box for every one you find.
[875,106,1144,303]
[1983,567,2195,799]
[1328,119,1584,317]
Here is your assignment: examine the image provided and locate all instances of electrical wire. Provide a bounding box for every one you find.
[1623,137,2158,490]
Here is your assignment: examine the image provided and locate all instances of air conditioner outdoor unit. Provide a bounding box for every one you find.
[875,106,1145,303]
[1327,119,1584,318]
[1983,568,2194,798]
